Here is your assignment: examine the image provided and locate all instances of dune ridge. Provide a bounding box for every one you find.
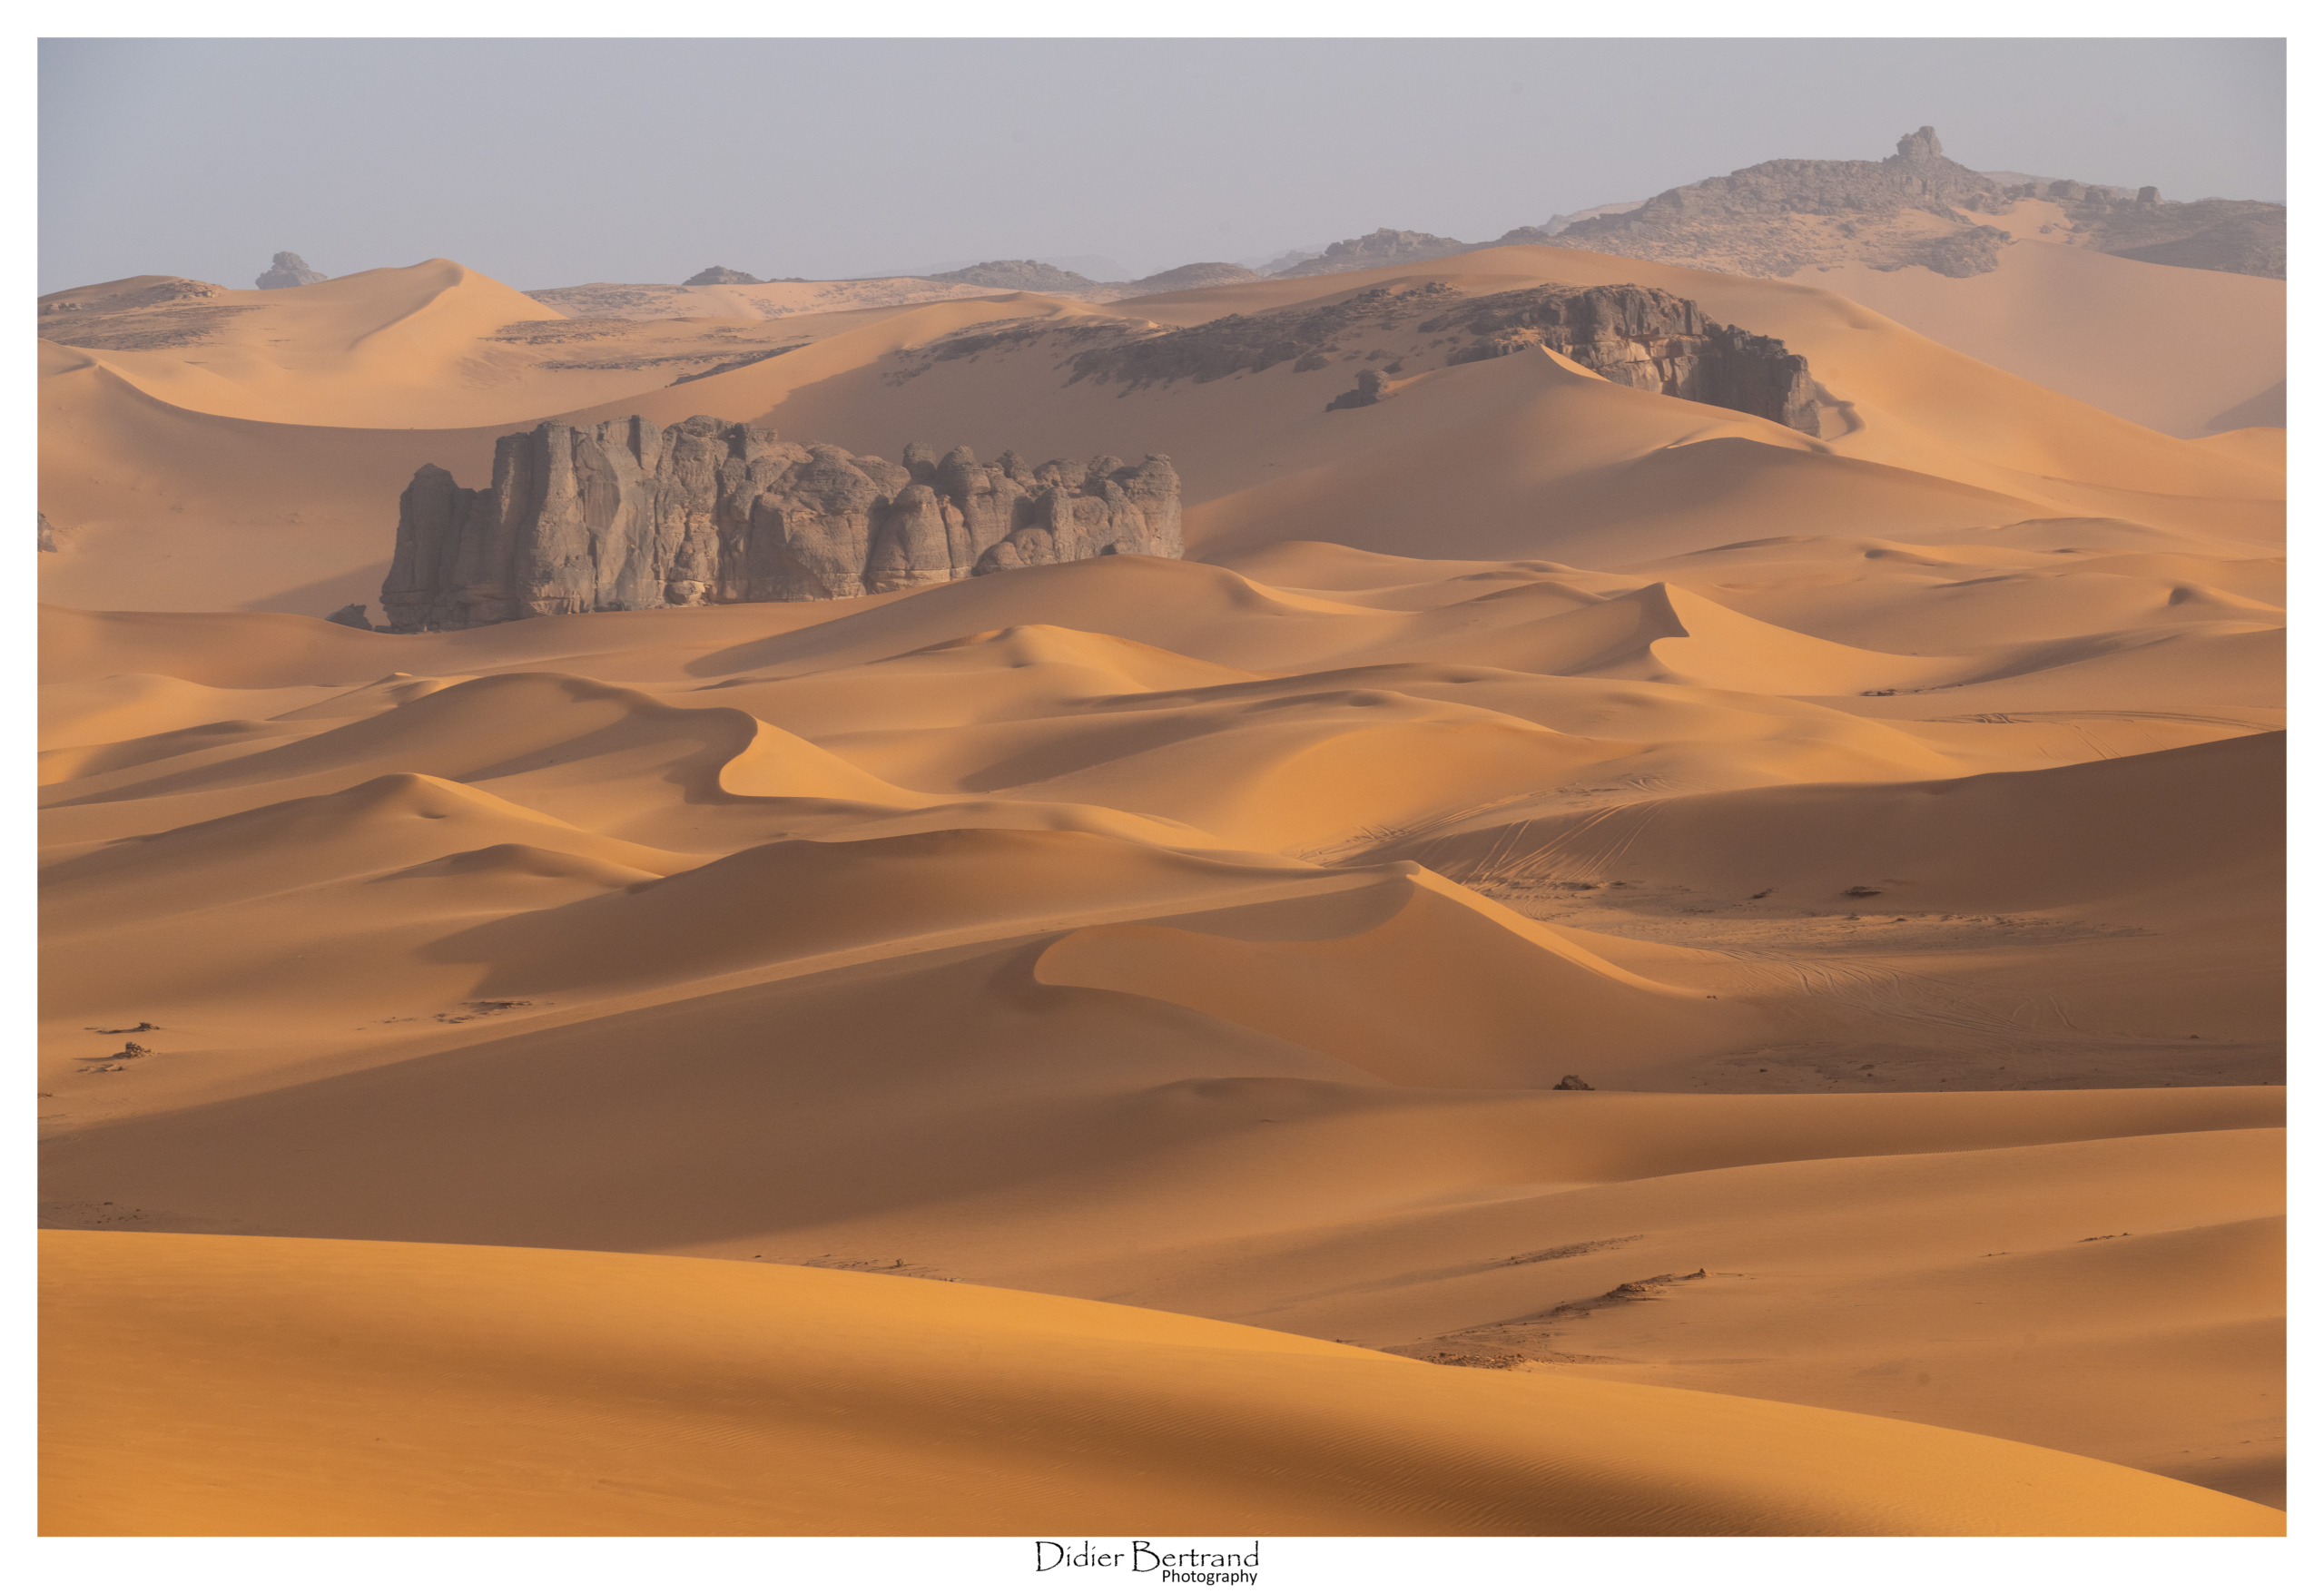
[38,231,2283,1531]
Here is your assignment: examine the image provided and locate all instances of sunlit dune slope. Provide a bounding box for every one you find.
[1788,241,2283,438]
[34,221,2285,1532]
[1404,730,2281,914]
[42,1232,2282,1536]
[1035,869,1743,1087]
[41,261,581,428]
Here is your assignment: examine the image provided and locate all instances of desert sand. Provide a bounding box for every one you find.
[38,239,2284,1535]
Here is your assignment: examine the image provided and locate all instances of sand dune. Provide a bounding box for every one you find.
[40,245,2281,616]
[1035,868,1748,1088]
[38,221,2282,1532]
[1791,242,2285,438]
[1403,731,2280,913]
[43,1233,2279,1536]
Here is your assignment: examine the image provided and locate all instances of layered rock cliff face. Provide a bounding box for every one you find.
[379,415,1182,632]
[1429,285,1819,432]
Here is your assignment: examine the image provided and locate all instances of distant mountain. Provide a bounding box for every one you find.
[1555,128,2282,280]
[1040,254,1133,283]
[928,260,1103,292]
[1261,222,1599,280]
[1272,229,1474,277]
[1244,246,1325,274]
[1123,261,1261,294]
[1263,130,2280,288]
[917,258,1263,299]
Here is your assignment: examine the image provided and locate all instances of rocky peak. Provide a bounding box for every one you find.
[1887,125,1945,166]
[683,266,763,286]
[256,252,328,290]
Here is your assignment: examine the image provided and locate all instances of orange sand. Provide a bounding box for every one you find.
[39,241,2283,1533]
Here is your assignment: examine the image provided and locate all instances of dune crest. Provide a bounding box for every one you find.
[39,167,2284,1533]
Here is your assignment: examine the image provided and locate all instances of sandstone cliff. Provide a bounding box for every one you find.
[379,416,1181,632]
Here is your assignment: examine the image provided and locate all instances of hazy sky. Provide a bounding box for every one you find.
[40,37,2286,293]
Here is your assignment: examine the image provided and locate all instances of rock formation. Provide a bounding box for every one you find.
[1551,128,2284,281]
[2083,200,2286,278]
[38,277,253,351]
[325,604,374,630]
[683,266,763,285]
[256,252,328,289]
[1275,229,1475,277]
[379,415,1182,632]
[1555,127,2015,278]
[1125,261,1262,293]
[1324,369,1389,412]
[929,260,1103,293]
[38,512,58,552]
[1430,285,1819,431]
[1060,280,1820,435]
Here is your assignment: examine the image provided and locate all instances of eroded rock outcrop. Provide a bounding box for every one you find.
[1059,280,1820,434]
[683,266,763,286]
[256,252,328,289]
[1423,285,1818,431]
[1324,369,1389,412]
[1557,127,2015,278]
[1427,284,1818,430]
[379,416,1181,632]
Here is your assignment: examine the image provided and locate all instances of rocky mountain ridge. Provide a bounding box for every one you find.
[1269,128,2283,281]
